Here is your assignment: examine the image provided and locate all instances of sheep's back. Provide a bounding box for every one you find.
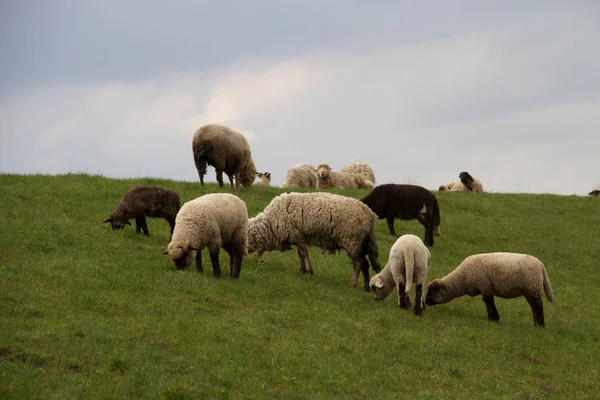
[120,187,180,217]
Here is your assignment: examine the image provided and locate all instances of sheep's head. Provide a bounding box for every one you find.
[103,217,132,230]
[163,239,199,270]
[240,160,258,188]
[369,272,395,301]
[256,172,272,185]
[425,279,449,306]
[315,163,332,180]
[459,171,474,186]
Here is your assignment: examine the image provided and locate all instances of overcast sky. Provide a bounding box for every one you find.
[1,1,599,194]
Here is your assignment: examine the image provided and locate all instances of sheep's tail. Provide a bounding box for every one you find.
[403,247,415,294]
[542,266,554,302]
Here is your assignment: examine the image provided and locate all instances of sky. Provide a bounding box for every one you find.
[1,1,599,195]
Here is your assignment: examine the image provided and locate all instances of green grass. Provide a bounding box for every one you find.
[1,173,599,399]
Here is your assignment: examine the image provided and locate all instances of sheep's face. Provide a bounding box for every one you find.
[103,217,131,230]
[425,280,448,306]
[369,275,394,301]
[165,240,197,270]
[316,166,331,180]
[459,172,473,186]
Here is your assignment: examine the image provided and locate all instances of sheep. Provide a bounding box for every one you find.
[103,186,180,238]
[315,162,375,190]
[589,189,600,196]
[459,171,484,193]
[163,193,248,279]
[253,172,272,187]
[369,234,431,316]
[192,124,257,189]
[279,163,317,188]
[360,184,441,246]
[425,252,554,327]
[341,160,376,185]
[247,192,382,290]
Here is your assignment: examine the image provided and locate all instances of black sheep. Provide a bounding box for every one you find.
[589,189,600,196]
[360,184,441,246]
[103,187,180,237]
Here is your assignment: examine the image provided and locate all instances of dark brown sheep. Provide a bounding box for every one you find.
[589,189,600,196]
[103,187,180,237]
[360,184,441,246]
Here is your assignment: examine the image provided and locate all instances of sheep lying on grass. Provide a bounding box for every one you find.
[280,163,317,188]
[439,172,483,193]
[589,189,600,197]
[253,172,271,187]
[425,252,554,327]
[247,192,381,290]
[370,234,431,316]
[341,160,376,185]
[103,187,180,238]
[360,184,441,246]
[315,163,374,190]
[164,193,248,278]
[192,124,257,189]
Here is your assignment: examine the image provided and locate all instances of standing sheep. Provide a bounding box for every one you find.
[247,192,381,290]
[192,124,257,189]
[341,160,376,185]
[103,186,180,238]
[369,234,431,316]
[164,193,248,279]
[315,162,375,190]
[253,172,272,187]
[589,189,600,196]
[425,252,554,327]
[360,184,441,246]
[280,163,317,188]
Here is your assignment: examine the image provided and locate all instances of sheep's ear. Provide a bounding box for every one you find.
[162,250,169,255]
[256,172,262,177]
[375,279,384,288]
[103,218,112,223]
[265,172,271,178]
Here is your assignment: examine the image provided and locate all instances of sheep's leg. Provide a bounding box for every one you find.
[215,170,225,187]
[297,246,313,275]
[359,256,370,292]
[134,216,143,234]
[231,245,243,279]
[398,282,411,309]
[423,228,434,247]
[167,218,175,238]
[525,296,545,327]
[386,217,396,236]
[222,243,234,277]
[255,250,265,263]
[208,244,221,278]
[350,257,361,288]
[414,283,424,316]
[483,295,500,322]
[195,250,203,273]
[140,216,149,236]
[226,173,236,190]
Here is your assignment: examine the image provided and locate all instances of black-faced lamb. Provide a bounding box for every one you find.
[459,171,483,193]
[360,184,441,246]
[315,162,375,190]
[279,163,317,188]
[425,252,554,327]
[589,189,600,196]
[192,124,257,189]
[369,234,431,316]
[341,160,376,185]
[253,172,271,187]
[164,193,248,279]
[103,186,180,238]
[247,192,381,290]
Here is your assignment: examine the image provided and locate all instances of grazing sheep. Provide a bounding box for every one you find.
[369,234,431,316]
[360,184,441,246]
[425,252,554,327]
[341,160,376,185]
[279,163,317,188]
[459,171,484,193]
[253,172,272,187]
[315,162,375,190]
[103,187,180,238]
[589,189,600,196]
[247,192,381,290]
[192,124,257,189]
[164,193,248,279]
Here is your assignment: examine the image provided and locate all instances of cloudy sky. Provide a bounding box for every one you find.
[1,1,599,194]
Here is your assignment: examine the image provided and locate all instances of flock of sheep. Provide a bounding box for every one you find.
[102,123,596,328]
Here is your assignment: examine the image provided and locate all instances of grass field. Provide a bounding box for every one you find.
[1,173,599,399]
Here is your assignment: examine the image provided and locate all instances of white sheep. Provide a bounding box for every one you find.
[192,124,257,189]
[252,172,271,187]
[425,252,554,327]
[164,193,248,278]
[315,162,375,190]
[247,192,382,290]
[279,163,317,188]
[369,234,431,316]
[341,160,376,185]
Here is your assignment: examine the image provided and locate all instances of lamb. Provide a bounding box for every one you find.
[163,193,248,279]
[315,162,375,190]
[103,186,180,238]
[279,163,317,188]
[360,184,441,246]
[192,124,257,189]
[341,160,376,185]
[253,172,272,187]
[425,252,554,327]
[247,192,382,290]
[369,234,431,316]
[589,189,600,196]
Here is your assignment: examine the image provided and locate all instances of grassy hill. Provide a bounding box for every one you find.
[1,173,599,399]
